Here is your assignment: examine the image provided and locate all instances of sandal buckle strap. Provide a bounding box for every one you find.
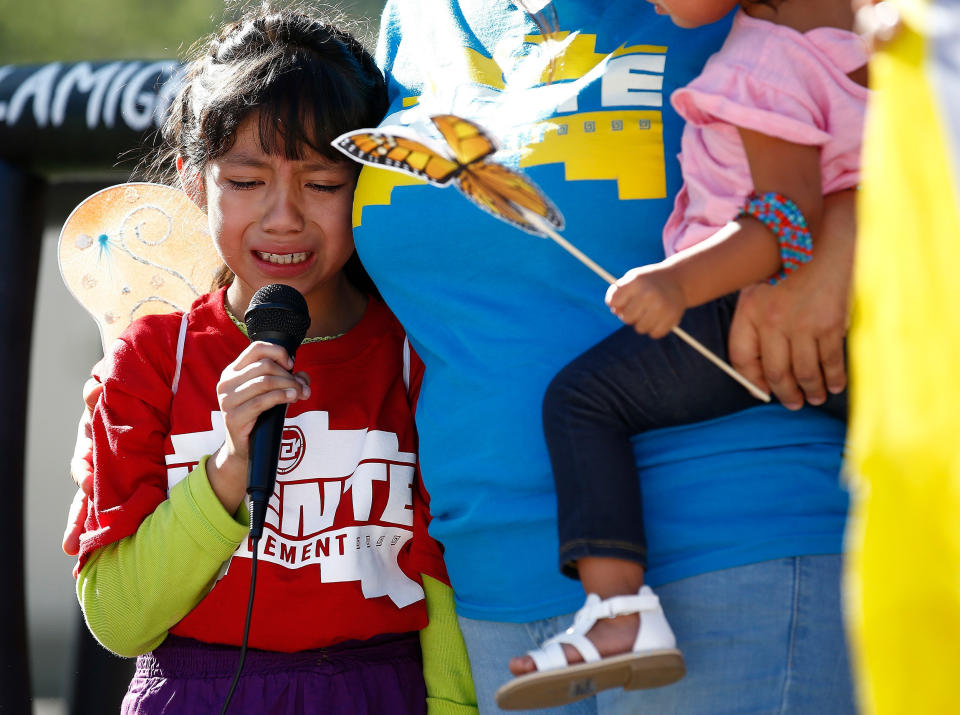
[522,587,676,675]
[585,592,661,621]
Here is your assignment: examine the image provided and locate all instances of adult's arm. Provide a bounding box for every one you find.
[77,457,248,657]
[728,189,855,409]
[62,377,101,556]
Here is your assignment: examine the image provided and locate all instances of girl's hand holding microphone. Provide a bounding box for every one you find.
[206,341,311,515]
[60,342,312,554]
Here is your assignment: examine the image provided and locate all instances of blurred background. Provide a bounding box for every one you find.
[0,1,385,712]
[0,0,385,63]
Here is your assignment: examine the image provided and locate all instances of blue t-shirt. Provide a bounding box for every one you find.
[353,0,848,622]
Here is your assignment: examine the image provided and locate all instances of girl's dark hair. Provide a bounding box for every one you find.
[143,2,386,294]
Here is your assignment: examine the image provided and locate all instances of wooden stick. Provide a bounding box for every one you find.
[668,326,770,402]
[523,210,771,402]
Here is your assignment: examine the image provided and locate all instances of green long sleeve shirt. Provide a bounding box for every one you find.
[77,456,476,714]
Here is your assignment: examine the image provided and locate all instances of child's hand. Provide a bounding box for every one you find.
[605,265,687,339]
[207,342,311,511]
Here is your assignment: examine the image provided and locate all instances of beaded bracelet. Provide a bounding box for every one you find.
[738,191,813,285]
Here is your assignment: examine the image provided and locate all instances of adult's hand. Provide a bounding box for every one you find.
[61,377,102,556]
[728,190,856,409]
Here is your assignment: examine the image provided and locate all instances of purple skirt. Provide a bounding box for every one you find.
[121,632,427,715]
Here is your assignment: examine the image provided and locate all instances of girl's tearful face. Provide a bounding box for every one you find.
[201,113,358,312]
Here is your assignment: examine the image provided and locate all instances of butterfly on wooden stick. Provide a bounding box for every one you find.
[334,114,564,236]
[333,114,770,401]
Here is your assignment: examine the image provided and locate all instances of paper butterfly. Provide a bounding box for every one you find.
[334,114,565,236]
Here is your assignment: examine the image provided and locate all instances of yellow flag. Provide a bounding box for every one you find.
[847,1,960,713]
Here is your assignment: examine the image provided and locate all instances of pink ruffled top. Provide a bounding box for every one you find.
[662,11,869,257]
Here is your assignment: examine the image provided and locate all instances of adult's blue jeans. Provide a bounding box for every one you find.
[458,555,856,714]
[542,295,847,576]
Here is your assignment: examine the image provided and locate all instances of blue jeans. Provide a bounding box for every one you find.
[543,295,847,575]
[458,556,856,714]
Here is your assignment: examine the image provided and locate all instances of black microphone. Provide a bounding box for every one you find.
[243,284,310,540]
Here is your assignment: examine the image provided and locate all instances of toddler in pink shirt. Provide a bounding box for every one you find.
[498,0,868,710]
[664,9,867,256]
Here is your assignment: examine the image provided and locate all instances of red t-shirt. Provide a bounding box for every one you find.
[78,289,447,652]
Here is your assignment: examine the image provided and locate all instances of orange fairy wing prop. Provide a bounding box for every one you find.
[332,114,565,236]
[58,182,221,351]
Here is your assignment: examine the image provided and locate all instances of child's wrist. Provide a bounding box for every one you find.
[207,446,247,514]
[657,259,694,309]
[738,192,813,285]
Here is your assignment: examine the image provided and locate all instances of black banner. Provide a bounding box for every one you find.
[0,61,184,171]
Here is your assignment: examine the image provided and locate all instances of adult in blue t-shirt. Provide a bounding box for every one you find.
[364,2,856,713]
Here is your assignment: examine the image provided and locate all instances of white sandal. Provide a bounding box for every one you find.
[494,586,685,710]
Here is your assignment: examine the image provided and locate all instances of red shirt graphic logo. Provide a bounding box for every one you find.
[277,425,305,474]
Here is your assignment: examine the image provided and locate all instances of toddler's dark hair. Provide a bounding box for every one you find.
[143,2,386,293]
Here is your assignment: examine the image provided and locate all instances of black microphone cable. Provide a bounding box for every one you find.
[221,284,310,714]
[220,530,260,715]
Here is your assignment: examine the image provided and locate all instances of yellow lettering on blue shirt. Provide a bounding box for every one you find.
[523,110,666,200]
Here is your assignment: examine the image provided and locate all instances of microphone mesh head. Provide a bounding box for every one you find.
[244,284,311,347]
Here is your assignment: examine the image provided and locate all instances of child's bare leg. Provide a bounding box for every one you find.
[509,556,644,675]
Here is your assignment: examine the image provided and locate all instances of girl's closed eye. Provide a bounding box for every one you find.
[227,179,262,190]
[307,182,345,193]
